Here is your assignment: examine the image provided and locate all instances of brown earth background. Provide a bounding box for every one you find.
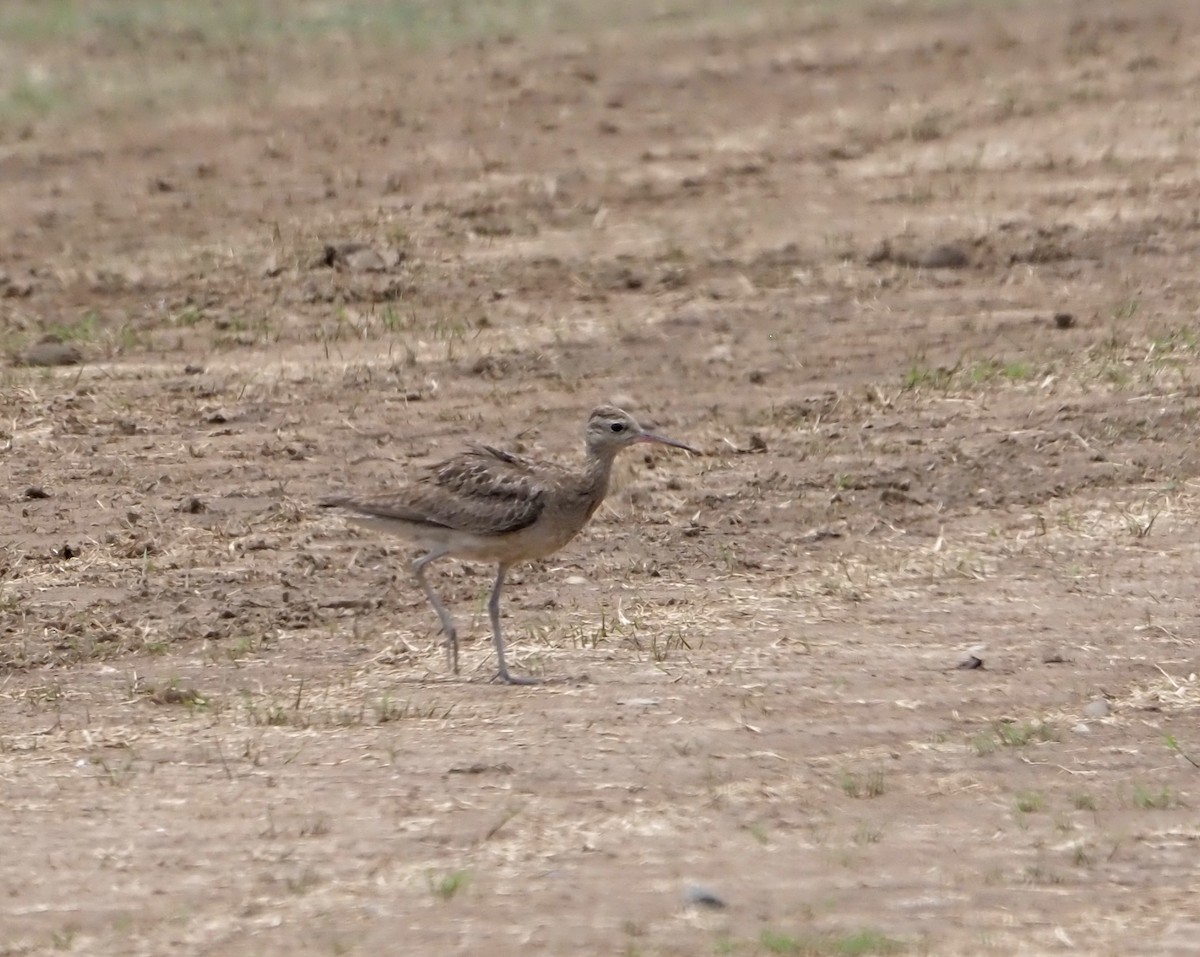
[2,1,1199,954]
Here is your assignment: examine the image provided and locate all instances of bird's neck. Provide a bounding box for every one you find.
[579,445,620,511]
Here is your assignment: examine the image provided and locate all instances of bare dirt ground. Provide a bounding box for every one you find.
[2,1,1200,954]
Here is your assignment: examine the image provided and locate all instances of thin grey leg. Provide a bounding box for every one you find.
[489,563,538,685]
[412,549,458,674]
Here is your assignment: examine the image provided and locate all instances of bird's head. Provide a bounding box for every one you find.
[584,405,699,456]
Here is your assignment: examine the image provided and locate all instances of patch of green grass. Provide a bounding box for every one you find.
[1014,791,1044,814]
[758,928,904,956]
[899,353,1049,394]
[298,814,332,837]
[1111,297,1140,321]
[841,768,886,799]
[715,935,741,956]
[431,869,471,900]
[4,1,816,124]
[971,719,1055,755]
[93,752,139,788]
[965,359,1000,384]
[649,627,692,663]
[901,362,952,391]
[853,825,882,845]
[47,312,102,342]
[993,720,1055,747]
[1164,734,1200,769]
[970,732,997,756]
[744,822,770,845]
[1022,863,1063,886]
[1131,783,1174,810]
[172,305,206,327]
[1118,502,1160,539]
[3,2,832,72]
[999,360,1034,381]
[49,925,80,951]
[285,868,323,895]
[225,634,266,661]
[1148,326,1198,354]
[760,931,807,956]
[0,75,67,121]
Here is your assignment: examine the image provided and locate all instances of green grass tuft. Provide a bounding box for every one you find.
[758,928,904,956]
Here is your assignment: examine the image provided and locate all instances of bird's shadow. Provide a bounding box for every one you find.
[375,671,591,688]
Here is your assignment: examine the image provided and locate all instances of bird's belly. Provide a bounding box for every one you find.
[346,512,583,566]
[464,520,580,565]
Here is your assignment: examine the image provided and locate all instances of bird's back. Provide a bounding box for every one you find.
[327,444,558,534]
[325,438,610,564]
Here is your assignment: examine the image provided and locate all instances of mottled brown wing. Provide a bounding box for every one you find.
[330,444,552,535]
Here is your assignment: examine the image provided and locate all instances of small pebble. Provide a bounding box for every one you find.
[1072,722,1091,735]
[683,884,727,909]
[1084,699,1110,719]
[957,655,984,670]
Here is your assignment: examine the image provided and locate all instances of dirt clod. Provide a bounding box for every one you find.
[918,243,971,269]
[15,341,83,367]
[684,884,728,909]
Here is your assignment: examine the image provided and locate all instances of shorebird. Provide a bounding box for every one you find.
[322,405,698,684]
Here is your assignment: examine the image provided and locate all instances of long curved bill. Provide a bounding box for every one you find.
[637,431,701,455]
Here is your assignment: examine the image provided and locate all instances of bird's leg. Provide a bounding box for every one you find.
[412,549,459,674]
[488,563,539,686]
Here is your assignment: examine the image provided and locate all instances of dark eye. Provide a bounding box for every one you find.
[610,422,626,433]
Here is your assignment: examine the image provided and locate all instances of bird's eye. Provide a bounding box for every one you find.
[610,422,626,433]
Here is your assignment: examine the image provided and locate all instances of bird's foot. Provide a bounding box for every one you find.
[493,670,541,686]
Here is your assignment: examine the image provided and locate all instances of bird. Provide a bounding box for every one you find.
[321,404,699,684]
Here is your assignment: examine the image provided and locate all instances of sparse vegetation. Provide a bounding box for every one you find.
[431,870,471,901]
[901,362,953,391]
[970,719,1057,753]
[854,825,883,845]
[758,928,904,956]
[1131,784,1174,810]
[744,822,770,845]
[1015,791,1045,814]
[841,769,887,799]
[994,720,1056,748]
[1164,734,1200,769]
